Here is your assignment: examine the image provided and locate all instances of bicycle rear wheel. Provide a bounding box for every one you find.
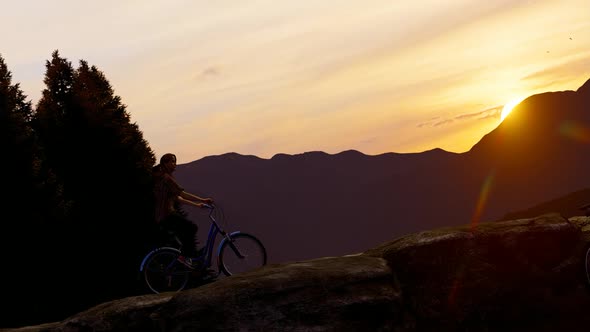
[142,248,190,294]
[218,233,267,276]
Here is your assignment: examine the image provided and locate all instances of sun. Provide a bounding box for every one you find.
[501,96,526,121]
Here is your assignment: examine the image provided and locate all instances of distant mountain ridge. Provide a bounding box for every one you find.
[175,78,590,264]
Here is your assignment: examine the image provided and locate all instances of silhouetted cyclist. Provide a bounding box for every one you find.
[153,153,213,259]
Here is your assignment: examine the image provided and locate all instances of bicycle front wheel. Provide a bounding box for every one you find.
[143,248,190,294]
[218,233,267,276]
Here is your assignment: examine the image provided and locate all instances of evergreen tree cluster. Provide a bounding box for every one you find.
[0,51,157,328]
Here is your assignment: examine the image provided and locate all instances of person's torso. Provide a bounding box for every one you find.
[154,173,183,222]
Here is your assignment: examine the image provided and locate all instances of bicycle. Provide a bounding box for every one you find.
[139,204,267,294]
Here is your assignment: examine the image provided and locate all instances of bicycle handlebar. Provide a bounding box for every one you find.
[202,203,220,222]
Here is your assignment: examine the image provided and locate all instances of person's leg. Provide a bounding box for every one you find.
[158,218,178,248]
[176,216,199,256]
[159,213,199,256]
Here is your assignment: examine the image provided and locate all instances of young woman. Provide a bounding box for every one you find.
[153,153,213,258]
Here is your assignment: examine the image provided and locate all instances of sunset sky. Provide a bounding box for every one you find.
[2,0,590,163]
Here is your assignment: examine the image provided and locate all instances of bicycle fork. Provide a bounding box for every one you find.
[222,232,246,259]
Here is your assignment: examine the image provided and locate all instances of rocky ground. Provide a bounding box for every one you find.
[5,213,590,331]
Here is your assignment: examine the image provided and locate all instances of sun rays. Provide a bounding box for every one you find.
[501,97,526,122]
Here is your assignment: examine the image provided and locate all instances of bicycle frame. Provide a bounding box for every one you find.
[199,211,223,268]
[201,205,246,265]
[139,205,245,273]
[140,204,267,294]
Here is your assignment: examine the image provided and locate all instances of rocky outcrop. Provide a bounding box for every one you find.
[7,214,590,331]
[366,214,590,331]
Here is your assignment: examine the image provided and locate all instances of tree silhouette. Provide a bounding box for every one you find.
[69,59,157,302]
[0,54,37,220]
[0,54,68,327]
[29,51,157,324]
[35,51,77,214]
[0,54,38,326]
[0,51,159,328]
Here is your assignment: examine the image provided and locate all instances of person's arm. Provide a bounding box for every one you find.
[180,191,213,204]
[164,174,213,204]
[177,196,206,208]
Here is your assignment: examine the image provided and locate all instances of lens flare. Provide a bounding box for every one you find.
[470,172,494,230]
[447,265,465,307]
[559,121,590,143]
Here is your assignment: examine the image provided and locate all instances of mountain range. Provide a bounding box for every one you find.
[175,78,590,264]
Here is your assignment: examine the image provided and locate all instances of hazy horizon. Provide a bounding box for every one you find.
[3,0,590,162]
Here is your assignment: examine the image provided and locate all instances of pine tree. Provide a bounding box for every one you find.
[72,60,156,215]
[0,54,56,328]
[33,51,157,317]
[0,54,37,219]
[36,53,156,221]
[34,51,78,216]
[71,59,157,301]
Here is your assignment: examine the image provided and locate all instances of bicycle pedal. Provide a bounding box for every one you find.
[177,256,195,269]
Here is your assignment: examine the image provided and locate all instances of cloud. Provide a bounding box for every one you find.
[417,105,503,128]
[434,119,454,127]
[194,66,222,81]
[479,112,503,120]
[202,67,220,77]
[521,52,590,90]
[456,106,503,120]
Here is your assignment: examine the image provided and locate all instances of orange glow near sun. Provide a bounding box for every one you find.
[501,96,526,121]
